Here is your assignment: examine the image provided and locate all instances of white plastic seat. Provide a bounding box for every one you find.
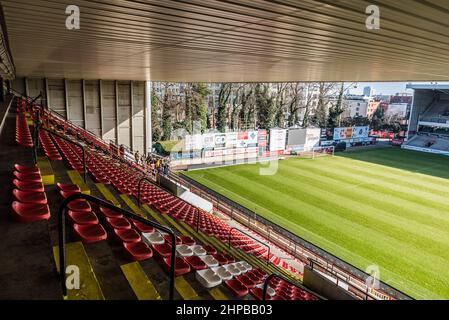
[200,255,219,267]
[190,245,207,256]
[241,261,252,271]
[176,244,194,257]
[142,231,164,245]
[196,269,222,288]
[234,262,247,273]
[211,266,233,280]
[225,264,241,276]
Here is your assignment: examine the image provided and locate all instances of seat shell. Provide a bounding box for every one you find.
[114,228,141,243]
[12,189,47,204]
[68,210,99,225]
[11,201,50,222]
[123,242,153,261]
[73,224,107,243]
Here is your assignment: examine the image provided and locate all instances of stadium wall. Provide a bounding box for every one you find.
[10,77,148,153]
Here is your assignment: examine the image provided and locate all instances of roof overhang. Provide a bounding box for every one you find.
[3,0,449,82]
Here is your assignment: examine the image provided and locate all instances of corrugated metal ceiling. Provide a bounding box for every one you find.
[2,0,449,82]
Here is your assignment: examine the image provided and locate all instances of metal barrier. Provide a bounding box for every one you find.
[227,227,270,266]
[57,193,177,300]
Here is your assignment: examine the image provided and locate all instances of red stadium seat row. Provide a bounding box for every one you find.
[39,131,62,160]
[11,164,50,222]
[15,113,33,148]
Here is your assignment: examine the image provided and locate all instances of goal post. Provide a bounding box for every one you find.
[311,146,335,159]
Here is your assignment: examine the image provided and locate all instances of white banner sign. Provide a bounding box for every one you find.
[269,129,287,151]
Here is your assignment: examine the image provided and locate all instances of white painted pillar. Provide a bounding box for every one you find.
[144,81,152,153]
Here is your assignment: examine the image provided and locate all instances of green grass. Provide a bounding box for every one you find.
[184,148,449,299]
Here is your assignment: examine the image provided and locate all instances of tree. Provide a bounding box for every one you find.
[184,83,210,134]
[151,91,161,142]
[153,83,183,141]
[255,83,275,129]
[239,84,255,130]
[273,83,288,128]
[216,83,232,132]
[370,107,385,131]
[327,83,346,129]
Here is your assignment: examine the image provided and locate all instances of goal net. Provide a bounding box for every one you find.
[294,146,335,159]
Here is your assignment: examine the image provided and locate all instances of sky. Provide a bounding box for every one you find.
[349,81,449,96]
[349,82,412,95]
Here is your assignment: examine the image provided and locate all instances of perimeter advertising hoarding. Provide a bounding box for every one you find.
[236,130,258,148]
[225,132,238,148]
[352,126,369,139]
[185,134,203,150]
[214,133,226,148]
[333,127,353,140]
[304,128,321,151]
[202,133,215,150]
[204,147,258,158]
[333,126,369,141]
[269,128,287,151]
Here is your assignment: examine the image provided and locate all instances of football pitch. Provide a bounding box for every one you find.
[183,147,449,299]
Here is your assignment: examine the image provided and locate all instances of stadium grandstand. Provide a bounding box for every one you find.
[1,0,449,304]
[404,84,449,155]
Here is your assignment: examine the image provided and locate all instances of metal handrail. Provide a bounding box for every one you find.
[36,125,87,183]
[262,273,325,301]
[227,227,271,266]
[58,193,177,300]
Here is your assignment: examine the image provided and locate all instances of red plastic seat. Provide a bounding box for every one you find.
[162,256,191,276]
[11,201,50,222]
[153,243,172,258]
[114,228,141,243]
[68,210,99,225]
[163,234,182,245]
[67,200,92,212]
[249,287,264,300]
[14,164,40,174]
[12,189,47,204]
[99,206,123,218]
[56,183,81,192]
[123,242,153,261]
[73,224,107,243]
[13,179,44,192]
[106,217,131,229]
[213,253,229,265]
[225,279,249,298]
[184,255,208,271]
[13,171,42,182]
[237,274,256,289]
[130,219,154,233]
[202,244,217,255]
[59,190,80,199]
[180,235,195,246]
